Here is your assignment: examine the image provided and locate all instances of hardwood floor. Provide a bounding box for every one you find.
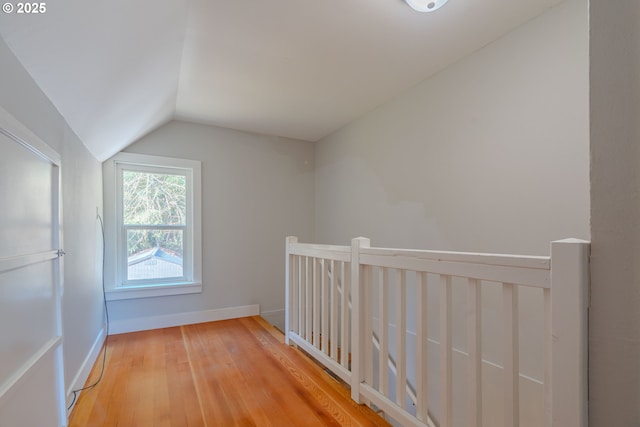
[68,316,391,427]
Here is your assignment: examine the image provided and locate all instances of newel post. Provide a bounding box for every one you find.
[549,239,590,427]
[285,236,298,346]
[350,236,370,403]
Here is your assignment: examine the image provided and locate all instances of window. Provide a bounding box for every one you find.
[104,153,201,300]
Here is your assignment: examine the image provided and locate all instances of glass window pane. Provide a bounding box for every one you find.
[122,171,186,225]
[127,229,184,280]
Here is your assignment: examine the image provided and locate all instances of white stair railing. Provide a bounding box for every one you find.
[285,236,589,427]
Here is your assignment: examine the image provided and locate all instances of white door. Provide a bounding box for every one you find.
[0,108,66,426]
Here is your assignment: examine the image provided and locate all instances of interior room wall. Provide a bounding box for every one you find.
[0,38,105,404]
[106,120,315,330]
[315,0,589,256]
[313,1,588,425]
[589,0,640,424]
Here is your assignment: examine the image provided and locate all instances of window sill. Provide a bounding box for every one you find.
[105,282,202,301]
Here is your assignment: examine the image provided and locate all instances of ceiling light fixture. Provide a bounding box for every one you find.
[403,0,449,12]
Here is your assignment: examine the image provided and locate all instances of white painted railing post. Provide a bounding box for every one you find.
[350,237,370,403]
[549,239,589,427]
[285,236,298,345]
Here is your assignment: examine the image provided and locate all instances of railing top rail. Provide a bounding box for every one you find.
[288,242,350,252]
[287,239,551,271]
[360,247,550,271]
[287,242,351,261]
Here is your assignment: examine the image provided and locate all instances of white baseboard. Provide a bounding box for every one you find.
[66,326,106,414]
[108,304,261,335]
[260,309,285,331]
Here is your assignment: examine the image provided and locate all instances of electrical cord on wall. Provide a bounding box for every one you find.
[67,213,110,411]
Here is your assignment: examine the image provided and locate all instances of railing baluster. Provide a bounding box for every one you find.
[396,269,407,409]
[330,260,338,360]
[341,261,350,369]
[322,259,329,354]
[364,265,374,387]
[298,256,304,338]
[503,283,520,427]
[292,254,298,333]
[416,272,429,422]
[379,267,390,396]
[468,278,482,427]
[313,258,320,348]
[440,274,452,427]
[305,256,312,342]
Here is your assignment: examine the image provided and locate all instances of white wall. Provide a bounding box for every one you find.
[590,0,640,425]
[314,1,588,425]
[0,37,105,407]
[106,120,315,330]
[315,0,589,256]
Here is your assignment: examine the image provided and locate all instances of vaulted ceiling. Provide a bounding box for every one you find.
[0,0,564,161]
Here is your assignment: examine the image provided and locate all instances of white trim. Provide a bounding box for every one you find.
[0,105,61,166]
[103,152,202,299]
[109,304,261,335]
[106,282,202,301]
[111,152,199,170]
[65,327,106,414]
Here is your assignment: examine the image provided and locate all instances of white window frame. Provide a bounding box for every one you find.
[104,153,202,300]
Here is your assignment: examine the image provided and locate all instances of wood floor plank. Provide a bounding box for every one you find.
[68,316,391,427]
[183,320,331,427]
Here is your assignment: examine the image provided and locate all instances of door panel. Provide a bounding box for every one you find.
[0,112,65,426]
[0,347,61,427]
[0,131,53,258]
[0,258,57,385]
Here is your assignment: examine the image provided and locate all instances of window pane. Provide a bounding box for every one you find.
[123,171,186,225]
[127,229,183,280]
